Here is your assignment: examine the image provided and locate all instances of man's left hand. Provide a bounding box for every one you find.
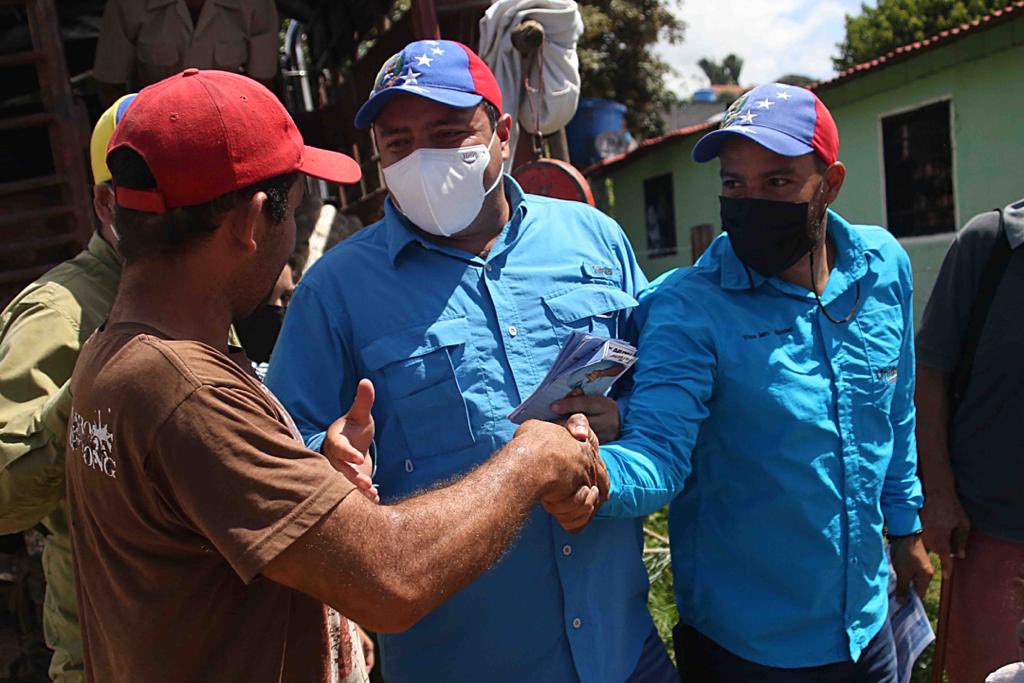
[550,395,621,443]
[891,534,934,600]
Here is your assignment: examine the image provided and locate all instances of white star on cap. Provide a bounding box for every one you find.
[400,68,422,84]
[755,98,775,110]
[776,90,791,101]
[431,46,444,55]
[416,54,434,67]
[738,111,758,125]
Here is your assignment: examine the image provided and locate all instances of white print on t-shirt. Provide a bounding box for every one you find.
[69,407,117,479]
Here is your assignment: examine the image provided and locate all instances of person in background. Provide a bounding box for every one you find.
[235,262,293,380]
[93,0,278,106]
[592,83,933,681]
[916,197,1024,682]
[0,95,134,682]
[66,68,603,683]
[266,39,674,683]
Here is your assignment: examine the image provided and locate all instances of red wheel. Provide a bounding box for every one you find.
[512,159,595,206]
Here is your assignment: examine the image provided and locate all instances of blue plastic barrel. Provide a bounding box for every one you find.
[565,98,627,167]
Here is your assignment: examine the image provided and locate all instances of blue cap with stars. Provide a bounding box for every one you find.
[692,82,839,165]
[354,40,504,129]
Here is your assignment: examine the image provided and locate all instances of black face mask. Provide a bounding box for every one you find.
[234,304,285,363]
[720,195,819,278]
[721,192,861,324]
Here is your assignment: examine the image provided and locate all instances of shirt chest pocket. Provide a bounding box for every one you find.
[854,303,904,405]
[360,317,476,459]
[542,285,638,340]
[214,40,247,72]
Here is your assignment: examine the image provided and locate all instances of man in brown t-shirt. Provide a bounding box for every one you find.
[66,70,606,683]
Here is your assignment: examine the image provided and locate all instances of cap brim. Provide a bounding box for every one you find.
[692,126,814,163]
[354,86,483,128]
[299,145,362,184]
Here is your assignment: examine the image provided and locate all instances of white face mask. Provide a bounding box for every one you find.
[382,131,502,237]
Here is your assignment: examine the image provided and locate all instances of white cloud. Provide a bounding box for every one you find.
[655,0,868,96]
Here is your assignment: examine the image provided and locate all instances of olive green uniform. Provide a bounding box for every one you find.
[0,234,120,681]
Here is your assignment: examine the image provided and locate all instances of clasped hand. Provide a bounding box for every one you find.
[515,414,610,534]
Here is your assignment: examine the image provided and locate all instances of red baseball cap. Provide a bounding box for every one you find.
[108,69,361,213]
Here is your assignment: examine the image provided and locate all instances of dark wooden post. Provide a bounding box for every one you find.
[690,223,714,264]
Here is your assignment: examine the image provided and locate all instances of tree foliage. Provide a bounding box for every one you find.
[578,0,686,140]
[775,73,816,88]
[697,54,743,85]
[834,0,1009,70]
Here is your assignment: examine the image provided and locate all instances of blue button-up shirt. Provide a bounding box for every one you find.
[600,211,923,668]
[266,178,653,682]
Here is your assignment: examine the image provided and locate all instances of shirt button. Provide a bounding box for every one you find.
[508,325,518,337]
[571,617,582,629]
[404,459,414,473]
[851,557,858,565]
[562,544,573,556]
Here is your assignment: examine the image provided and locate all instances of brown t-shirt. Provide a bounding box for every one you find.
[66,322,356,683]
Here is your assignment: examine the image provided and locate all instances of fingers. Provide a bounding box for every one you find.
[915,568,932,600]
[895,566,912,599]
[921,526,951,564]
[564,413,593,443]
[348,379,375,424]
[592,452,610,502]
[324,433,365,466]
[551,395,609,416]
[950,524,970,560]
[356,624,375,672]
[542,485,600,533]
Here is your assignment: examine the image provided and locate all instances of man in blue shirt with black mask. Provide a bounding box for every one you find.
[595,84,935,680]
[266,40,675,682]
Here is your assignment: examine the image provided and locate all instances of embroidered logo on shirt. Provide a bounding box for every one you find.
[741,326,794,340]
[874,365,899,385]
[69,408,117,479]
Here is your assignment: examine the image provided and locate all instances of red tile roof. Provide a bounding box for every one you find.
[586,1,1024,176]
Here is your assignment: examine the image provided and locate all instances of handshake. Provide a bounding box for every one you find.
[509,415,610,533]
[323,379,609,533]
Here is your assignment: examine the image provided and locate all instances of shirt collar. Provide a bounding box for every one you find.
[86,231,122,278]
[718,209,870,298]
[384,174,529,265]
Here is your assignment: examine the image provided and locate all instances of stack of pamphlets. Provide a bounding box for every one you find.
[887,553,936,683]
[509,332,637,423]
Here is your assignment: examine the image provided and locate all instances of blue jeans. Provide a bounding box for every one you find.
[673,621,897,682]
[625,625,678,683]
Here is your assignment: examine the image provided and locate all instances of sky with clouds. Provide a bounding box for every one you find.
[655,0,874,95]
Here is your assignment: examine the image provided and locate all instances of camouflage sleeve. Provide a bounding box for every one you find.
[0,301,80,533]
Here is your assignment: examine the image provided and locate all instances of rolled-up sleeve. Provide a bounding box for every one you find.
[882,252,923,535]
[599,279,716,518]
[265,282,357,453]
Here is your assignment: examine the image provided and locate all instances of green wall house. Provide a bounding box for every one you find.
[586,3,1024,321]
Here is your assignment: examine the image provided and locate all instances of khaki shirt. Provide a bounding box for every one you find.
[0,232,121,682]
[93,0,279,90]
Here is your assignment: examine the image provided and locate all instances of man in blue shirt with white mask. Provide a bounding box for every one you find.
[596,84,935,680]
[266,40,674,682]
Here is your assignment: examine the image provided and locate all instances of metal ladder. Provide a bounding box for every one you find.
[0,0,93,307]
